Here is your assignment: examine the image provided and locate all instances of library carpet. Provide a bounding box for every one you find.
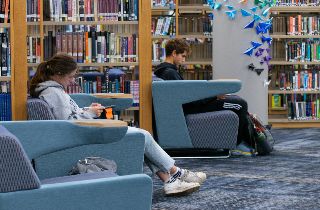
[148,128,320,210]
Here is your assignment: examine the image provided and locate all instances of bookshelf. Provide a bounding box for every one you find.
[268,2,320,128]
[151,0,213,80]
[8,0,153,131]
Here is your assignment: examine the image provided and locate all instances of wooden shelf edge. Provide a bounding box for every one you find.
[0,23,10,28]
[271,35,320,39]
[127,106,139,111]
[271,6,320,13]
[0,76,11,82]
[269,118,320,128]
[270,61,320,65]
[269,90,320,94]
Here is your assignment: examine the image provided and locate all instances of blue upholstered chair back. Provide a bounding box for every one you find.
[27,94,133,120]
[152,80,242,149]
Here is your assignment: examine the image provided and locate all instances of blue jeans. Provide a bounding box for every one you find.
[128,127,175,174]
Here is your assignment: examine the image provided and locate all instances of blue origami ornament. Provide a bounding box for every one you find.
[207,0,215,9]
[255,25,263,34]
[225,5,234,10]
[214,3,222,10]
[244,47,255,56]
[253,14,262,21]
[258,22,272,33]
[251,41,263,49]
[261,35,272,45]
[262,7,271,17]
[241,9,252,17]
[250,6,258,12]
[225,10,237,20]
[244,20,255,29]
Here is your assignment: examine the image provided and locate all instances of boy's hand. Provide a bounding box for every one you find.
[217,95,226,100]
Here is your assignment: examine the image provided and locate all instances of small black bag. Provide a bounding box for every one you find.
[247,113,275,156]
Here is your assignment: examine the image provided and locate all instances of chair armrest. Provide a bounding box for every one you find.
[0,121,129,159]
[70,94,133,111]
[152,79,241,104]
[0,174,153,210]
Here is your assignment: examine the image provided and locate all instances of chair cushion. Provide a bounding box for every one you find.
[0,126,41,192]
[41,170,118,185]
[186,110,238,149]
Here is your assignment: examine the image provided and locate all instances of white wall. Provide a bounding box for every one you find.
[212,2,269,123]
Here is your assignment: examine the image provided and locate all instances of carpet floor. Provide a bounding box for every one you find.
[149,128,320,210]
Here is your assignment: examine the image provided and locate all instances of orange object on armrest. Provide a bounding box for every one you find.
[105,107,113,119]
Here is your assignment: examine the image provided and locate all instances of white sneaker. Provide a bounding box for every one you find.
[164,179,200,196]
[180,169,207,184]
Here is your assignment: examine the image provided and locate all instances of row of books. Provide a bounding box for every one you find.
[271,40,320,62]
[275,0,320,6]
[152,16,176,36]
[26,0,138,22]
[0,93,11,121]
[0,0,9,23]
[65,70,139,106]
[178,15,213,36]
[271,16,320,35]
[152,0,175,7]
[285,41,320,62]
[0,32,10,77]
[178,65,212,80]
[272,69,320,90]
[27,30,138,63]
[178,0,208,5]
[287,94,320,120]
[152,38,212,62]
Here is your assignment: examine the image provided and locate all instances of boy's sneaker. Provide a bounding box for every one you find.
[164,179,200,196]
[180,169,207,184]
[231,142,255,157]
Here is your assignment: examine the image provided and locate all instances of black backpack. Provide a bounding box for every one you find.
[247,113,275,156]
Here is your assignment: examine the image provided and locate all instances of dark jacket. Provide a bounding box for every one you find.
[154,62,184,80]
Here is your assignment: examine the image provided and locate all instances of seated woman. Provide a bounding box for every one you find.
[29,54,206,196]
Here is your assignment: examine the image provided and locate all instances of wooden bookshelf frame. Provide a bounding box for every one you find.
[10,0,28,120]
[268,6,320,127]
[270,6,320,13]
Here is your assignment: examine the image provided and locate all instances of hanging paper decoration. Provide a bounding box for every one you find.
[253,14,262,21]
[226,5,234,10]
[254,0,263,5]
[225,10,237,20]
[255,25,263,34]
[244,47,255,56]
[207,0,215,9]
[254,68,264,75]
[248,63,255,70]
[250,6,258,12]
[244,20,255,29]
[239,0,248,3]
[214,3,222,10]
[240,9,252,17]
[261,35,272,45]
[255,50,263,57]
[251,41,262,49]
[262,7,271,17]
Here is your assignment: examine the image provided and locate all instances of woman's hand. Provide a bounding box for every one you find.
[89,103,104,117]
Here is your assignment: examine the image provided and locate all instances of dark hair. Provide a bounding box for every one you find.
[29,54,78,98]
[165,38,190,57]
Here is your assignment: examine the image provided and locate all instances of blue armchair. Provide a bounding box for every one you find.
[152,79,241,152]
[0,120,152,210]
[27,93,133,120]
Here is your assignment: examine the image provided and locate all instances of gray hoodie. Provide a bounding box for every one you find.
[35,80,97,120]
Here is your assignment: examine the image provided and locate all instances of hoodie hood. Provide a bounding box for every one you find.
[154,62,183,80]
[35,80,64,95]
[154,62,177,75]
